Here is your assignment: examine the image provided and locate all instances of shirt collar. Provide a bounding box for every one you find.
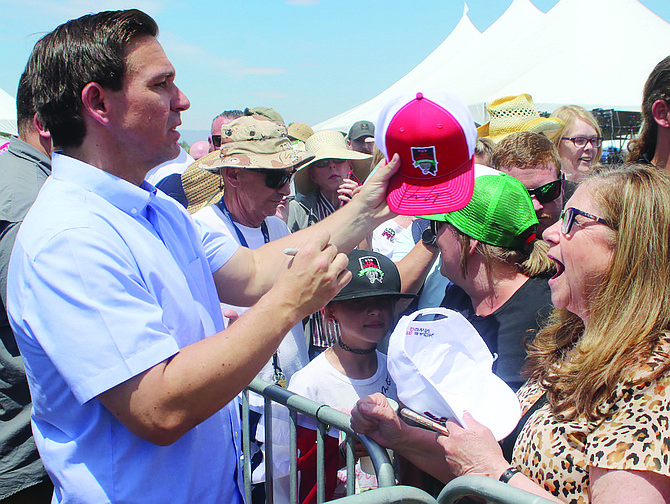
[51,152,157,216]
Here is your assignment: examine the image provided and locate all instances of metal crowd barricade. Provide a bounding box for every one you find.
[243,378,396,504]
[437,475,557,504]
[243,380,556,504]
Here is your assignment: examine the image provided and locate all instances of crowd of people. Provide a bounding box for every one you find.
[1,7,670,504]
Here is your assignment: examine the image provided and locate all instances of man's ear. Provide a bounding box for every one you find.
[223,167,241,188]
[81,82,111,126]
[33,113,50,140]
[651,99,670,128]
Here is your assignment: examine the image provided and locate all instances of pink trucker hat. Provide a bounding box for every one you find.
[376,90,477,215]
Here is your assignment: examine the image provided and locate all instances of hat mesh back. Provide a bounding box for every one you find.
[445,174,537,248]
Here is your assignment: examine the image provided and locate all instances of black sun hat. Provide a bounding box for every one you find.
[332,250,417,302]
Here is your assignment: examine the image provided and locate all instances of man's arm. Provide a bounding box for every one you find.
[99,233,350,445]
[213,154,400,306]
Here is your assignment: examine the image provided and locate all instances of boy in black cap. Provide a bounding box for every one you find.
[289,250,414,501]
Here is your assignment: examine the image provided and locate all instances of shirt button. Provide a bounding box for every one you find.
[130,208,138,215]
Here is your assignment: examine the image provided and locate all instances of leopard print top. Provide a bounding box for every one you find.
[512,337,670,503]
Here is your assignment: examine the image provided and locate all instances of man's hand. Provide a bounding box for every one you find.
[351,153,401,221]
[269,230,351,321]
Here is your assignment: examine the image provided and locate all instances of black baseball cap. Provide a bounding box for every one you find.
[332,250,417,302]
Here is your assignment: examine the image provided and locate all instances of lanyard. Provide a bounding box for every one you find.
[217,198,269,246]
[217,197,286,386]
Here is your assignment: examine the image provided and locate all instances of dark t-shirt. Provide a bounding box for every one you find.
[440,275,553,391]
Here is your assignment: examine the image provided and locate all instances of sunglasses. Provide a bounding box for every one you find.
[211,135,222,148]
[430,219,444,236]
[527,176,563,204]
[313,158,347,169]
[247,167,297,189]
[560,207,608,235]
[561,136,604,148]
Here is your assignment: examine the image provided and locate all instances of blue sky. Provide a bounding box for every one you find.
[2,0,670,143]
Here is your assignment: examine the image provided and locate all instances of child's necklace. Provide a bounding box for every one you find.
[337,338,376,355]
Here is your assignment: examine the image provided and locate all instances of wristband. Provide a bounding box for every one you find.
[499,466,521,483]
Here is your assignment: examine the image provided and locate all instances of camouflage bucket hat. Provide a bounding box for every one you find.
[197,115,314,172]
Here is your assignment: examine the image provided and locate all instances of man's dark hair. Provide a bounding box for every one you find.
[16,65,36,138]
[29,9,158,148]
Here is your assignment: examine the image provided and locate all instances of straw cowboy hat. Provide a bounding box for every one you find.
[294,130,372,195]
[182,116,313,213]
[477,94,564,143]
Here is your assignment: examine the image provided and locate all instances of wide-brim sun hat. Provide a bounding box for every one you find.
[294,130,372,195]
[332,249,417,302]
[477,94,564,143]
[376,90,477,216]
[183,116,314,213]
[421,165,538,249]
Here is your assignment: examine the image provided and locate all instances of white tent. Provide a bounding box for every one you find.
[314,0,670,131]
[0,87,17,136]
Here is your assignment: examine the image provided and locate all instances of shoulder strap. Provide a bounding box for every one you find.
[500,391,547,462]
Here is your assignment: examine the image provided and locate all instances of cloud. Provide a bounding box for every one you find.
[159,31,237,70]
[286,0,319,5]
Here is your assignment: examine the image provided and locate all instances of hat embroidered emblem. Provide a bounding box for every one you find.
[411,146,438,176]
[358,256,384,284]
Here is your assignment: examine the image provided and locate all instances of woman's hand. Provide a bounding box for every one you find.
[337,178,360,205]
[350,393,406,449]
[437,412,511,479]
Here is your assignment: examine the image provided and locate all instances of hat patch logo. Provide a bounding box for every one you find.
[407,326,434,338]
[411,146,438,176]
[358,256,384,284]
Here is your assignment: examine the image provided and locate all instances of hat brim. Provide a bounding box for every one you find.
[198,147,315,173]
[476,122,490,138]
[332,289,417,303]
[485,117,564,143]
[386,156,475,216]
[294,156,372,195]
[181,160,223,214]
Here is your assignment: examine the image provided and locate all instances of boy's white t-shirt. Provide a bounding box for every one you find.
[288,350,397,494]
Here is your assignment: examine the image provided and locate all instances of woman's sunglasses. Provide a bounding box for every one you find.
[247,168,297,189]
[313,158,347,169]
[527,176,563,204]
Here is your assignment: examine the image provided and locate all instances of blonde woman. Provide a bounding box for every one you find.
[545,105,603,183]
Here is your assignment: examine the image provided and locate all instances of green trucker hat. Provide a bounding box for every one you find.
[421,165,539,248]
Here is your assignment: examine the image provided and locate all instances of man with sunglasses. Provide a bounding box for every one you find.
[194,114,313,503]
[491,131,563,235]
[208,109,244,153]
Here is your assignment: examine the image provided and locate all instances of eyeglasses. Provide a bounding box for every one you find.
[561,136,604,148]
[560,207,608,235]
[313,158,347,169]
[247,167,297,189]
[527,176,563,204]
[211,135,222,148]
